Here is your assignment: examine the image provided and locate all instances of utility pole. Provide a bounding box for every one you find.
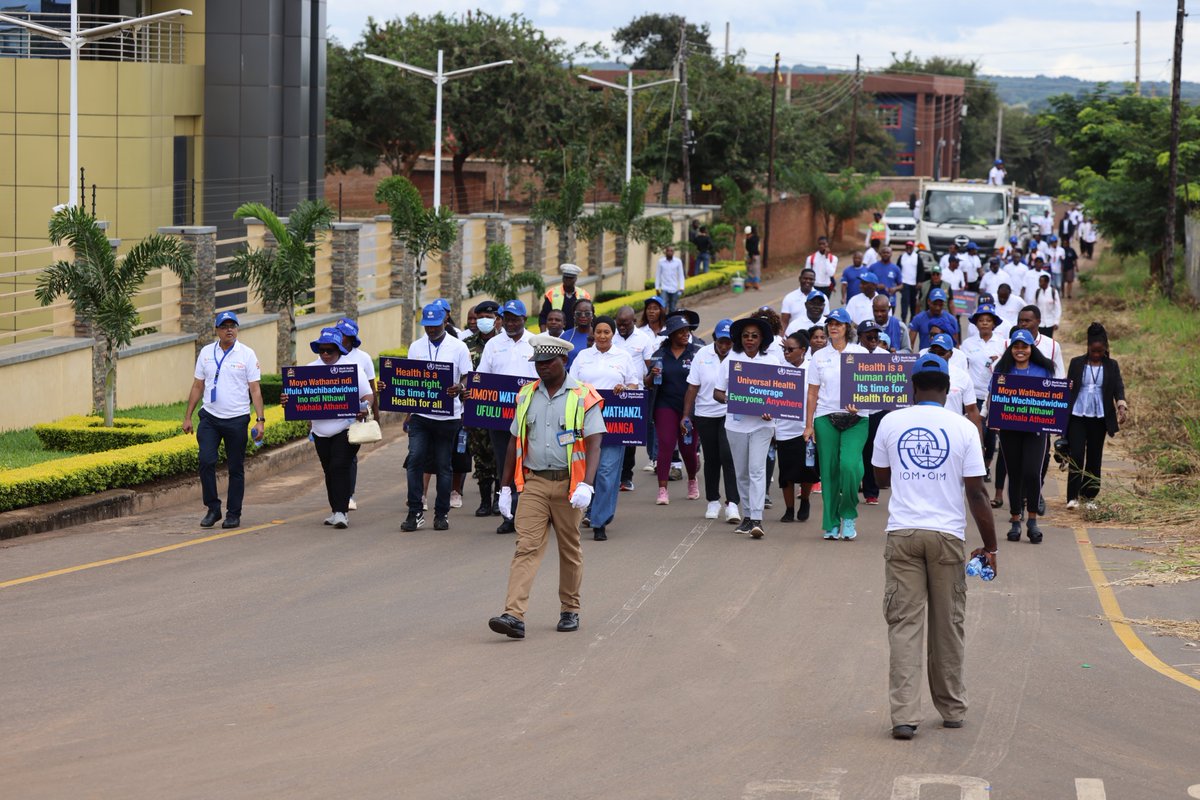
[1162,0,1185,297]
[724,21,730,63]
[678,20,694,205]
[994,105,1003,161]
[764,53,780,271]
[847,54,861,168]
[1135,10,1142,96]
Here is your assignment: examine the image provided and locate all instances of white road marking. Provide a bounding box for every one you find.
[1075,779,1106,799]
[892,774,990,800]
[742,771,846,800]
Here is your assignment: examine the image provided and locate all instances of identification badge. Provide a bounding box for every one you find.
[556,430,576,446]
[210,387,217,402]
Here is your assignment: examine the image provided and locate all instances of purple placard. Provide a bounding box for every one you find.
[599,389,647,446]
[951,289,979,316]
[725,360,806,420]
[840,352,919,411]
[986,373,1070,434]
[462,371,537,430]
[379,357,454,415]
[281,363,359,420]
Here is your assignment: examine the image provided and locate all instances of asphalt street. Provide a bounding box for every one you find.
[2,275,1198,800]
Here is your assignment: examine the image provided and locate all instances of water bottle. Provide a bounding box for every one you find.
[456,427,468,454]
[652,358,663,386]
[768,443,776,462]
[805,438,816,467]
[682,418,693,446]
[253,434,264,448]
[965,554,996,581]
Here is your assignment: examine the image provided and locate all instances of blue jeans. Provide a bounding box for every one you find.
[197,409,249,514]
[406,415,460,516]
[696,252,711,274]
[589,444,625,530]
[664,290,683,313]
[900,284,917,322]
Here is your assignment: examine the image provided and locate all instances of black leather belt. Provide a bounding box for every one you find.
[531,469,570,481]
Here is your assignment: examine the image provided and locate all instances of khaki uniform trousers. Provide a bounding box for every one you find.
[883,528,968,727]
[504,473,583,620]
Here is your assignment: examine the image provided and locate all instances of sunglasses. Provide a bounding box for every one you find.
[318,347,340,355]
[783,346,802,352]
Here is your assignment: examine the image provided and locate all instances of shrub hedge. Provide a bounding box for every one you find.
[33,416,182,454]
[259,373,283,405]
[594,263,743,320]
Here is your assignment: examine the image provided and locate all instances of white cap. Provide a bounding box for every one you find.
[560,263,582,276]
[744,226,752,234]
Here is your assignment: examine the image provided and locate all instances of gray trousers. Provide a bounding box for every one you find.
[727,427,773,520]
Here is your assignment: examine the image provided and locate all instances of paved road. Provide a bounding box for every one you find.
[3,274,1199,800]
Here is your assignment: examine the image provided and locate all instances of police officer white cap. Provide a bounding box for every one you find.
[528,333,573,361]
[559,263,583,276]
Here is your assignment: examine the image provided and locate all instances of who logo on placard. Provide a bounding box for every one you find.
[897,427,950,471]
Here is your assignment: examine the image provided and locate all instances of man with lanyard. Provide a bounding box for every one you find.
[488,333,606,639]
[538,263,591,332]
[839,250,867,304]
[897,240,922,322]
[806,236,838,297]
[873,245,903,310]
[478,299,538,534]
[401,303,473,533]
[872,294,909,353]
[871,353,998,740]
[182,312,264,529]
[781,268,831,334]
[784,289,829,336]
[464,300,502,518]
[333,318,376,513]
[962,242,982,291]
[1046,235,1066,291]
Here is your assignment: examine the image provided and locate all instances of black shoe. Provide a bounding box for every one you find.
[750,520,765,539]
[983,470,992,484]
[557,612,580,632]
[943,719,965,729]
[891,724,918,740]
[780,508,795,523]
[400,512,425,532]
[592,526,607,541]
[1027,520,1043,544]
[1037,494,1046,515]
[491,499,501,516]
[735,518,754,535]
[763,495,773,508]
[488,613,525,639]
[200,510,222,528]
[221,514,240,529]
[798,498,811,522]
[474,496,493,517]
[434,516,449,531]
[1007,520,1022,542]
[496,519,515,534]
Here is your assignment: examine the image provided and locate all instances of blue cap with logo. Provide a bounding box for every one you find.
[335,317,361,348]
[501,299,527,317]
[970,303,1003,325]
[966,241,978,250]
[646,295,666,309]
[913,352,949,375]
[929,288,948,302]
[806,289,827,302]
[860,272,879,284]
[311,328,349,355]
[421,303,447,326]
[1009,235,1019,244]
[1010,328,1036,346]
[1048,234,1058,243]
[435,298,452,313]
[930,333,955,352]
[714,318,733,340]
[215,311,239,327]
[826,308,853,325]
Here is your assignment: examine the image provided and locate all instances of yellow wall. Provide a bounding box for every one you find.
[0,346,92,430]
[358,304,406,355]
[117,339,197,407]
[230,323,279,376]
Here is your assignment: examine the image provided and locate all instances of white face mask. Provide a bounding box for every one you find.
[476,316,496,334]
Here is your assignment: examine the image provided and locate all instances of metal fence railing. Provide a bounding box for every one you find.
[0,13,185,64]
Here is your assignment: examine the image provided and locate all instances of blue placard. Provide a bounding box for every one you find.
[599,388,647,446]
[462,371,538,430]
[840,352,919,411]
[987,373,1070,434]
[724,361,806,420]
[379,357,454,415]
[281,364,359,420]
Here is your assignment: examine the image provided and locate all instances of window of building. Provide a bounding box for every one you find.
[896,152,915,165]
[876,105,902,129]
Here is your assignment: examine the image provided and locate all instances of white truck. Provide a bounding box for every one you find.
[915,180,1021,258]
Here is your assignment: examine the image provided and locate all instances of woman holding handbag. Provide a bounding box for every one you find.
[1065,323,1127,510]
[307,328,374,529]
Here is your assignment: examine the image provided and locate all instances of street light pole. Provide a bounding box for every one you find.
[0,4,193,208]
[365,50,513,210]
[578,72,677,184]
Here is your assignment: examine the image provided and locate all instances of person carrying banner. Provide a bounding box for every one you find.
[682,318,742,525]
[464,300,502,517]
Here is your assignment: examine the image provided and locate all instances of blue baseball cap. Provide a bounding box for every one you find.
[714,318,733,340]
[913,352,948,375]
[929,288,948,303]
[859,272,879,284]
[435,298,452,313]
[994,158,1003,165]
[335,317,361,348]
[805,289,827,302]
[501,299,527,317]
[1048,234,1058,243]
[930,333,955,352]
[1010,328,1036,346]
[826,308,853,325]
[1009,236,1019,244]
[310,328,348,355]
[421,303,447,326]
[215,311,239,327]
[645,295,666,309]
[879,332,892,346]
[966,241,978,250]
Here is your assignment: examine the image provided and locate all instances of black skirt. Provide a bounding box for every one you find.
[776,436,820,486]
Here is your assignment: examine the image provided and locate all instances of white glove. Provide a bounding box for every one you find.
[570,482,594,510]
[497,487,513,520]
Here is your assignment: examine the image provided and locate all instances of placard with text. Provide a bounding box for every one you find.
[599,389,647,446]
[281,364,360,420]
[725,361,805,420]
[461,372,537,430]
[839,352,918,411]
[379,358,454,415]
[951,289,979,316]
[986,373,1070,434]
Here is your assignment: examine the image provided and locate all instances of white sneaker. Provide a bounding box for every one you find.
[323,513,338,526]
[450,491,463,508]
[643,460,657,473]
[705,500,721,519]
[1085,501,1098,511]
[725,502,741,524]
[1066,499,1078,510]
[423,494,428,510]
[347,497,357,511]
[331,512,349,529]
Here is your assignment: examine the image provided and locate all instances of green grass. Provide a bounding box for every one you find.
[0,401,189,470]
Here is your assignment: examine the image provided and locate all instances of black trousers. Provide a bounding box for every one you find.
[861,410,888,498]
[694,415,739,504]
[1000,430,1047,515]
[314,430,360,514]
[622,445,636,483]
[197,409,249,514]
[490,428,518,516]
[1067,416,1108,501]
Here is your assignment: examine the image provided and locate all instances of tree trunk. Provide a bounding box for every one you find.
[281,309,297,368]
[1149,250,1165,285]
[452,152,470,214]
[103,353,116,427]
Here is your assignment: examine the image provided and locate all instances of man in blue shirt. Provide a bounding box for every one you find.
[909,288,960,350]
[839,251,866,304]
[873,245,903,309]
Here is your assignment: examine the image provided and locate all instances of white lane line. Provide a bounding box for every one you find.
[1075,778,1107,799]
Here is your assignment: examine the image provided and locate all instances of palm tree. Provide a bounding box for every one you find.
[231,200,335,366]
[466,243,545,303]
[530,166,590,266]
[36,207,195,427]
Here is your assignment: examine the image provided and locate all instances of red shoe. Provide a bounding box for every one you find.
[865,496,879,505]
[812,482,822,494]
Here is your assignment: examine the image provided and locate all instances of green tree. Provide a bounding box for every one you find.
[36,207,195,426]
[465,243,545,304]
[713,175,762,228]
[231,200,336,366]
[995,106,1068,194]
[585,176,675,256]
[530,166,591,266]
[613,13,711,70]
[778,167,893,241]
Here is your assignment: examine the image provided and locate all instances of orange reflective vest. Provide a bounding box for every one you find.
[511,379,604,495]
[869,221,887,240]
[544,284,592,310]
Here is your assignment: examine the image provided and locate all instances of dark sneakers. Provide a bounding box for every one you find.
[557,612,580,632]
[749,520,765,539]
[496,519,515,534]
[592,526,607,541]
[943,719,964,729]
[891,724,918,740]
[200,510,221,528]
[488,614,525,639]
[779,508,795,523]
[400,512,425,532]
[222,514,240,529]
[734,518,754,535]
[433,516,449,531]
[798,498,811,522]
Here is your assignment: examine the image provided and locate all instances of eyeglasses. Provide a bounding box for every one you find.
[318,347,339,355]
[742,332,762,339]
[861,333,880,339]
[783,346,801,352]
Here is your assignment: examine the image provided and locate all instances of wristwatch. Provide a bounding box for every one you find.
[256,417,266,422]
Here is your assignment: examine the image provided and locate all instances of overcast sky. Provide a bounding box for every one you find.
[326,1,1198,84]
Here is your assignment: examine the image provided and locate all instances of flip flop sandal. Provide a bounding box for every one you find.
[990,498,1004,508]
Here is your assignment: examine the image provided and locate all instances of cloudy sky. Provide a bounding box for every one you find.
[326,1,1197,84]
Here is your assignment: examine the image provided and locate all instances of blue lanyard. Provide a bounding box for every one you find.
[211,343,233,402]
[427,336,443,363]
[917,401,943,407]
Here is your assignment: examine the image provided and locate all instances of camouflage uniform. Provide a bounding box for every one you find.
[464,331,497,484]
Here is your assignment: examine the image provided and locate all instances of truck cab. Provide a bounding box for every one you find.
[916,181,1018,258]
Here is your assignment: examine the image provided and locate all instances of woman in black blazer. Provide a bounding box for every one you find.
[1065,323,1128,508]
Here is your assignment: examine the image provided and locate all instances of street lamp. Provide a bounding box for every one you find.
[578,71,678,184]
[365,50,513,210]
[0,1,193,208]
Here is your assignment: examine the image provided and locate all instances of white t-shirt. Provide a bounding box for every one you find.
[806,343,869,418]
[1048,245,1065,274]
[918,345,969,374]
[1080,222,1097,243]
[685,343,729,418]
[1004,262,1029,290]
[861,247,880,268]
[987,166,1005,185]
[979,269,1009,297]
[959,334,1006,399]
[305,357,371,438]
[194,340,261,419]
[806,251,838,286]
[845,292,877,325]
[1022,270,1049,302]
[942,267,966,291]
[716,349,782,434]
[782,286,831,332]
[872,404,987,539]
[1034,286,1062,328]
[613,328,652,377]
[477,329,537,378]
[656,256,686,293]
[407,333,474,420]
[898,251,921,285]
[342,346,376,383]
[785,313,827,337]
[568,346,638,391]
[944,363,977,416]
[994,295,1024,327]
[963,254,982,283]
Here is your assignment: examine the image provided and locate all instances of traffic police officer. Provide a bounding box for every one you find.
[538,262,591,332]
